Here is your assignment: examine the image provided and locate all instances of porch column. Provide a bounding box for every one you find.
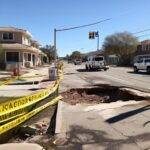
[31,53,33,67]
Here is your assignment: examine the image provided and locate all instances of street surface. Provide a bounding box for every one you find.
[56,62,150,150]
[60,63,150,93]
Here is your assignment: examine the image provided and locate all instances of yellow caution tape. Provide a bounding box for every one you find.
[0,67,63,124]
[0,74,63,123]
[0,82,57,115]
[0,96,62,135]
[0,106,32,124]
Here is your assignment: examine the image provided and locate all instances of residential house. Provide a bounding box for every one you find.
[0,27,47,70]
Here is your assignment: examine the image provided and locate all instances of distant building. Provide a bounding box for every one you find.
[134,40,150,62]
[136,40,150,55]
[0,27,47,70]
[106,54,119,65]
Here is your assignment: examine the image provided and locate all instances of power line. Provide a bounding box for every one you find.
[133,28,150,34]
[55,10,132,32]
[56,18,112,32]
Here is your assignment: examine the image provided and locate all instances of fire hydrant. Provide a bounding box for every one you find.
[13,68,19,76]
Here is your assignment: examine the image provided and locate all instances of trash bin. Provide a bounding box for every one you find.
[49,67,57,81]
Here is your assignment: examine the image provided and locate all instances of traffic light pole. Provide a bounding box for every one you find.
[97,33,99,51]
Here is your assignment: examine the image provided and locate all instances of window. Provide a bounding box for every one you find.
[3,32,14,40]
[146,45,149,51]
[137,60,143,63]
[6,52,19,62]
[95,57,104,61]
[145,59,150,63]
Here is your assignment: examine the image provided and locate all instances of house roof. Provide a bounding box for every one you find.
[1,43,43,54]
[0,27,32,37]
[140,40,150,45]
[84,50,104,57]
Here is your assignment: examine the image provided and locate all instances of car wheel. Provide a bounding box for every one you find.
[85,65,88,70]
[147,66,150,74]
[134,66,138,73]
[89,65,92,71]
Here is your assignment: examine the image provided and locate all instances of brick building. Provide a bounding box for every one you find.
[134,40,150,61]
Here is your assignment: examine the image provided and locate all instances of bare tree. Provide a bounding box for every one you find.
[103,32,138,66]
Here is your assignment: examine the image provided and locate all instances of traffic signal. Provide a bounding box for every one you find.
[89,32,95,39]
[95,31,99,37]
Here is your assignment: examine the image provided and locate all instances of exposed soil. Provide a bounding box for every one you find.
[61,85,147,105]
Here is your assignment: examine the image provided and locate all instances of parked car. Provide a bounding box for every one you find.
[68,59,72,63]
[74,59,82,65]
[133,58,150,73]
[85,55,109,71]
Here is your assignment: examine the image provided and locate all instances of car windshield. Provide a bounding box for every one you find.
[95,57,104,61]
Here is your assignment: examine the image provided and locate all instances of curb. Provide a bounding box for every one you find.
[55,101,63,134]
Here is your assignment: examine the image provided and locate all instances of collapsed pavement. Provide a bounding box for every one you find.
[61,84,150,105]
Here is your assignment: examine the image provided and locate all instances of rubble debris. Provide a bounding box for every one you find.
[18,125,37,139]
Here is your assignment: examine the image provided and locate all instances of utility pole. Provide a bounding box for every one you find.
[54,28,57,61]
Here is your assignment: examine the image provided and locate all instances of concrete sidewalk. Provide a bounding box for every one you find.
[0,143,44,150]
[0,65,54,97]
[55,100,150,150]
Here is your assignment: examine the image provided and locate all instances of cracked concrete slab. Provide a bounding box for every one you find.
[55,100,150,149]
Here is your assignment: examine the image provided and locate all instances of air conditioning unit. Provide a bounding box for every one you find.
[24,61,31,68]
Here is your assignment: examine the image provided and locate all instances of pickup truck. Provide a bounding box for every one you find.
[85,56,109,71]
[133,58,150,73]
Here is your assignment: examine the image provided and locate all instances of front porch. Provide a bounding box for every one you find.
[5,51,42,70]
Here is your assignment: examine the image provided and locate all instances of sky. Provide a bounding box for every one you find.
[0,0,150,56]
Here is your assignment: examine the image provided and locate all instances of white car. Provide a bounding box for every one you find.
[133,58,150,73]
[85,56,109,71]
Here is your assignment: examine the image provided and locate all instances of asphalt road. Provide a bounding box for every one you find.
[57,62,150,150]
[62,63,150,92]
